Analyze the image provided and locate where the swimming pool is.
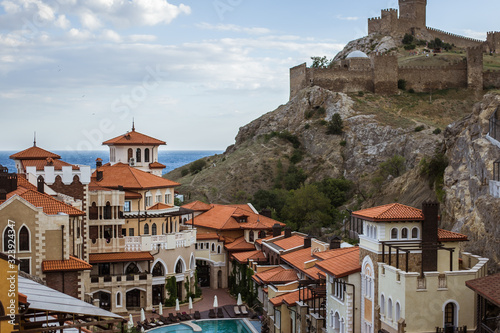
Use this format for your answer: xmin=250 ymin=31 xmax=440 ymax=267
xmin=149 ymin=319 xmax=258 ymax=333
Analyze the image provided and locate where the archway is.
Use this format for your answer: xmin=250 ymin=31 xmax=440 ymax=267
xmin=95 ymin=291 xmax=111 ymax=310
xmin=196 ymin=259 xmax=211 ymax=287
xmin=126 ymin=289 xmax=141 ymax=309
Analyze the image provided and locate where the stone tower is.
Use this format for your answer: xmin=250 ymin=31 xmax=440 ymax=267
xmin=467 ymin=46 xmax=484 ymax=90
xmin=399 ymin=0 xmax=427 ymax=29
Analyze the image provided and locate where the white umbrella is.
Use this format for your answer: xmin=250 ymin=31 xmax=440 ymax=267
xmin=140 ymin=308 xmax=146 ymax=322
xmin=237 ymin=293 xmax=243 ymax=306
xmin=188 ymin=297 xmax=193 ymax=314
xmin=128 ymin=314 xmax=134 ymax=329
xmin=213 ymin=295 xmax=218 ymax=308
xmin=159 ymin=302 xmax=163 ymax=316
xmin=175 ymin=298 xmax=180 ymax=312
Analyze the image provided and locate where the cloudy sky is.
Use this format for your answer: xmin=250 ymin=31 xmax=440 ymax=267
xmin=1 ymin=0 xmax=499 ymax=151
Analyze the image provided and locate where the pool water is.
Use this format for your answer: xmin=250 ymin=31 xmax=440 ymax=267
xmin=150 ymin=319 xmax=256 ymax=333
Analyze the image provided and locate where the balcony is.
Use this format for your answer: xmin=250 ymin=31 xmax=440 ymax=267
xmin=89 ymin=273 xmax=151 ymax=287
xmin=89 ymin=237 xmax=126 ymax=253
xmin=125 ymin=229 xmax=196 ymax=252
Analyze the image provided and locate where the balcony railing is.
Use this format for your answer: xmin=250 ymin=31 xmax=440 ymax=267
xmin=90 ymin=273 xmax=151 ymax=285
xmin=125 ymin=230 xmax=196 ymax=252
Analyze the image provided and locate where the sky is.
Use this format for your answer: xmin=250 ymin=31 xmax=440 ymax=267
xmin=1 ymin=0 xmax=499 ymax=151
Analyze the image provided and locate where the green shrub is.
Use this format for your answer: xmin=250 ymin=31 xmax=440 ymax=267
xmin=379 ymin=154 xmax=406 ymax=178
xmin=290 ymin=149 xmax=304 ymax=164
xmin=414 ymin=125 xmax=425 ymax=132
xmin=327 ymin=113 xmax=343 ymax=135
xmin=398 ymin=79 xmax=407 ymax=90
xmin=404 ymin=44 xmax=416 ymax=50
xmin=402 ymin=33 xmax=414 ymax=45
xmin=304 ymin=110 xmax=314 ymax=119
xmin=340 ymin=140 xmax=347 ymax=147
xmin=189 ymin=159 xmax=207 ymax=174
xmin=433 ymin=128 xmax=442 ymax=135
xmin=358 ymin=91 xmax=364 ymax=97
xmin=319 ymin=120 xmax=328 ymax=126
xmin=181 ymin=168 xmax=189 ymax=177
xmin=304 ymin=124 xmax=310 ymax=130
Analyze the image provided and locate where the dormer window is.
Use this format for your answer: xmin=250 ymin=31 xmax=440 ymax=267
xmin=240 ymin=217 xmax=247 ymax=223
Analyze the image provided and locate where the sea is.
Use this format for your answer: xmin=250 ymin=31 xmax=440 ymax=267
xmin=0 ymin=150 xmax=223 ymax=175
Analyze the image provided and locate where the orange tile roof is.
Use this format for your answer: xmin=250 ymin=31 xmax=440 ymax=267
xmin=438 ymin=228 xmax=468 ymax=242
xmin=466 ymin=273 xmax=500 ymax=307
xmin=91 ymin=163 xmax=179 ymax=190
xmin=281 ymin=247 xmax=316 ymax=274
xmin=270 ymin=289 xmax=313 ymax=307
xmin=352 ymin=203 xmax=424 ymax=222
xmin=315 ymin=247 xmax=361 ymax=278
xmin=232 ymin=250 xmax=267 ymax=264
xmin=185 ymin=204 xmax=285 ymax=231
xmin=196 ymin=232 xmax=220 ymax=240
xmin=7 ymin=188 xmax=85 ymax=216
xmin=149 ymin=162 xmax=166 ymax=169
xmin=147 ymin=203 xmax=174 ymax=210
xmin=10 ymin=146 xmax=61 ymax=160
xmin=103 ymin=129 xmax=166 ymax=146
xmin=253 ymin=266 xmax=298 ymax=285
xmin=17 ymin=175 xmax=37 ymax=191
xmin=272 ymin=235 xmax=305 ymax=251
xmin=182 ymin=200 xmax=213 ymax=211
xmin=89 ymin=251 xmax=153 ymax=263
xmin=42 ymin=256 xmax=92 ymax=272
xmin=256 ymin=232 xmax=282 ymax=245
xmin=224 ymin=236 xmax=256 ymax=251
xmin=21 ymin=159 xmax=79 ymax=171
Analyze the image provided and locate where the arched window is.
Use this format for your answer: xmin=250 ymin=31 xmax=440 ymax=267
xmin=127 ymin=148 xmax=133 ymax=161
xmin=104 ymin=202 xmax=112 ymax=220
xmin=388 ymin=298 xmax=393 ymax=319
xmin=411 ymin=227 xmax=419 ymax=239
xmin=152 ymin=262 xmax=165 ymax=276
xmin=249 ymin=231 xmax=254 ymax=242
xmin=380 ymin=294 xmax=386 ymax=315
xmin=152 ymin=223 xmax=157 ymax=236
xmin=401 ymin=227 xmax=408 ymax=239
xmin=145 ymin=148 xmax=150 ymax=163
xmin=340 ymin=318 xmax=345 ymax=333
xmin=116 ymin=292 xmax=122 ymax=307
xmin=175 ymin=260 xmax=184 ymax=273
xmin=330 ymin=310 xmax=334 ymax=327
xmin=396 ymin=302 xmax=401 ymax=320
xmin=195 ymin=243 xmax=198 ymax=250
xmin=136 ymin=148 xmax=141 ymax=162
xmin=19 ymin=226 xmax=30 ymax=251
xmin=89 ymin=202 xmax=98 ymax=220
xmin=217 ymin=245 xmax=221 ymax=254
xmin=391 ymin=228 xmax=398 ymax=240
xmin=126 ymin=263 xmax=140 ymax=274
xmin=211 ymin=243 xmax=215 ymax=252
xmin=334 ymin=312 xmax=340 ymax=332
xmin=144 ymin=224 xmax=149 ymax=235
xmin=444 ymin=303 xmax=456 ymax=327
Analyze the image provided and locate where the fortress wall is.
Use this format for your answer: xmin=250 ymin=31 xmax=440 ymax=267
xmin=486 ymin=32 xmax=500 ymax=54
xmin=310 ymin=67 xmax=374 ymax=93
xmin=290 ymin=63 xmax=309 ymax=99
xmin=399 ymin=64 xmax=468 ymax=91
xmin=484 ymin=70 xmax=500 ymax=89
xmin=427 ymin=27 xmax=484 ymax=48
xmin=368 ymin=17 xmax=382 ymax=35
xmin=373 ymin=55 xmax=399 ymax=94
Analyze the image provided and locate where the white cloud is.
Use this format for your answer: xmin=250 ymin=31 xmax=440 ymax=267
xmin=196 ymin=22 xmax=271 ymax=35
xmin=54 ymin=14 xmax=70 ymax=29
xmin=336 ymin=15 xmax=359 ymax=21
xmin=101 ymin=29 xmax=120 ymax=42
xmin=128 ymin=34 xmax=157 ymax=42
xmin=79 ymin=11 xmax=102 ymax=30
xmin=461 ymin=29 xmax=486 ymax=40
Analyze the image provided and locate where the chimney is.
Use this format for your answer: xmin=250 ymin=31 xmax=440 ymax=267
xmin=117 ymin=185 xmax=124 ymax=192
xmin=284 ymin=227 xmax=292 ymax=238
xmin=96 ymin=171 xmax=103 ymax=182
xmin=421 ymin=201 xmax=439 ymax=272
xmin=0 ymin=165 xmax=17 ymax=197
xmin=46 ymin=157 xmax=54 ymax=166
xmin=330 ymin=235 xmax=342 ymax=249
xmin=96 ymin=158 xmax=103 ymax=168
xmin=37 ymin=176 xmax=44 ymax=193
xmin=272 ymin=223 xmax=282 ymax=237
xmin=304 ymin=235 xmax=312 ymax=249
xmin=260 ymin=208 xmax=272 ymax=218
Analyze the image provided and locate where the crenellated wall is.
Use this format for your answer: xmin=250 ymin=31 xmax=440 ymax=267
xmin=426 ymin=27 xmax=484 ymax=48
xmin=399 ymin=61 xmax=468 ymax=91
xmin=486 ymin=31 xmax=500 ymax=54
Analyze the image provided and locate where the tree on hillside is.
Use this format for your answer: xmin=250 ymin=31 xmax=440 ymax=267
xmin=310 ymin=56 xmax=330 ymax=68
xmin=327 ymin=113 xmax=344 ymax=135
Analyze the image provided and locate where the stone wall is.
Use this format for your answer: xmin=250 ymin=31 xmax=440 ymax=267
xmin=45 ymin=271 xmax=80 ymax=299
xmin=486 ymin=32 xmax=500 ymax=53
xmin=426 ymin=27 xmax=484 ymax=49
xmin=290 ymin=63 xmax=309 ymax=100
xmin=373 ymin=55 xmax=399 ymax=95
xmin=399 ymin=61 xmax=468 ymax=91
xmin=484 ymin=70 xmax=500 ymax=88
xmin=467 ymin=47 xmax=484 ymax=90
xmin=310 ymin=67 xmax=374 ymax=95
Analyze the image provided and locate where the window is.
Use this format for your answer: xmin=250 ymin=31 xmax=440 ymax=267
xmin=217 ymin=245 xmax=221 ymax=254
xmin=165 ymin=193 xmax=171 ymax=205
xmin=89 ymin=202 xmax=98 ymax=219
xmin=258 ymin=231 xmax=266 ymax=238
xmin=128 ymin=148 xmax=133 ymax=161
xmin=388 ymin=298 xmax=393 ymax=319
xmin=129 ymin=228 xmax=134 ymax=236
xmin=145 ymin=148 xmax=150 ymax=163
xmin=333 ymin=313 xmax=340 ymax=332
xmin=411 ymin=227 xmax=419 ymax=239
xmin=152 ymin=262 xmax=164 ymax=276
xmin=19 ymin=259 xmax=30 ymax=274
xmin=122 ymin=228 xmax=127 ymax=237
xmin=195 ymin=243 xmax=198 ymax=250
xmin=136 ymin=148 xmax=141 ymax=162
xmin=156 ymin=190 xmax=161 ymax=203
xmin=391 ymin=228 xmax=398 ymax=240
xmin=104 ymin=202 xmax=112 ymax=220
xmin=99 ymin=263 xmax=110 ymax=275
xmin=333 ymin=279 xmax=345 ymax=301
xmin=145 ymin=192 xmax=152 ymax=207
xmin=116 ymin=292 xmax=122 ymax=307
xmin=19 ymin=226 xmax=30 ymax=252
xmin=275 ymin=309 xmax=281 ymax=329
xmin=444 ymin=303 xmax=455 ymax=326
xmin=380 ymin=294 xmax=385 ymax=315
xmin=144 ymin=224 xmax=149 ymax=235
xmin=152 ymin=223 xmax=157 ymax=235
xmin=124 ymin=201 xmax=131 ymax=212
xmin=211 ymin=243 xmax=215 ymax=252
xmin=396 ymin=302 xmax=401 ymax=320
xmin=175 ymin=260 xmax=184 ymax=273
xmin=249 ymin=231 xmax=254 ymax=242
xmin=401 ymin=227 xmax=408 ymax=239
xmin=126 ymin=263 xmax=140 ymax=274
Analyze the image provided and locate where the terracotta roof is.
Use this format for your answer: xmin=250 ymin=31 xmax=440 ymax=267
xmin=352 ymin=203 xmax=424 ymax=222
xmin=91 ymin=163 xmax=179 ymax=190
xmin=232 ymin=250 xmax=267 ymax=264
xmin=125 ymin=190 xmax=142 ymax=199
xmin=21 ymin=159 xmax=79 ymax=171
xmin=224 ymin=236 xmax=256 ymax=252
xmin=438 ymin=228 xmax=468 ymax=242
xmin=185 ymin=204 xmax=285 ymax=231
xmin=466 ymin=273 xmax=500 ymax=307
xmin=7 ymin=188 xmax=85 ymax=216
xmin=42 ymin=256 xmax=92 ymax=272
xmin=147 ymin=202 xmax=174 ymax=210
xmin=272 ymin=235 xmax=306 ymax=251
xmin=316 ymin=247 xmax=361 ymax=278
xmin=256 ymin=232 xmax=282 ymax=245
xmin=89 ymin=251 xmax=154 ymax=264
xmin=182 ymin=200 xmax=213 ymax=211
xmin=253 ymin=266 xmax=298 ymax=285
xmin=103 ymin=129 xmax=166 ymax=146
xmin=149 ymin=162 xmax=166 ymax=169
xmin=17 ymin=175 xmax=37 ymax=191
xmin=10 ymin=146 xmax=61 ymax=160
xmin=281 ymin=247 xmax=316 ymax=274
xmin=196 ymin=233 xmax=220 ymax=240
xmin=270 ymin=289 xmax=313 ymax=307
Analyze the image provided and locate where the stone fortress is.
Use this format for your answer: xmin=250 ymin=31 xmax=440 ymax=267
xmin=290 ymin=0 xmax=500 ymax=98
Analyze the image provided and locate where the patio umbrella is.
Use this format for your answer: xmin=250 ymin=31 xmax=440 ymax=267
xmin=128 ymin=314 xmax=134 ymax=329
xmin=213 ymin=295 xmax=218 ymax=308
xmin=188 ymin=297 xmax=193 ymax=314
xmin=159 ymin=302 xmax=163 ymax=316
xmin=237 ymin=293 xmax=243 ymax=306
xmin=140 ymin=308 xmax=146 ymax=322
xmin=175 ymin=298 xmax=180 ymax=312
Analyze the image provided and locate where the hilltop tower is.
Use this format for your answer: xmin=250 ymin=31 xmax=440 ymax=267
xmin=487 ymin=31 xmax=500 ymax=54
xmin=399 ymin=0 xmax=427 ymax=29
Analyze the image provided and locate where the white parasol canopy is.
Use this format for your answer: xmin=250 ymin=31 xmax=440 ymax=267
xmin=175 ymin=298 xmax=180 ymax=312
xmin=213 ymin=295 xmax=218 ymax=308
xmin=237 ymin=293 xmax=243 ymax=306
xmin=189 ymin=297 xmax=193 ymax=310
xmin=159 ymin=302 xmax=163 ymax=316
xmin=128 ymin=314 xmax=134 ymax=329
xmin=140 ymin=308 xmax=146 ymax=322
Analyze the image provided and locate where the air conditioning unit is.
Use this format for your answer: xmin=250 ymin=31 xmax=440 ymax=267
xmin=129 ymin=158 xmax=136 ymax=166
